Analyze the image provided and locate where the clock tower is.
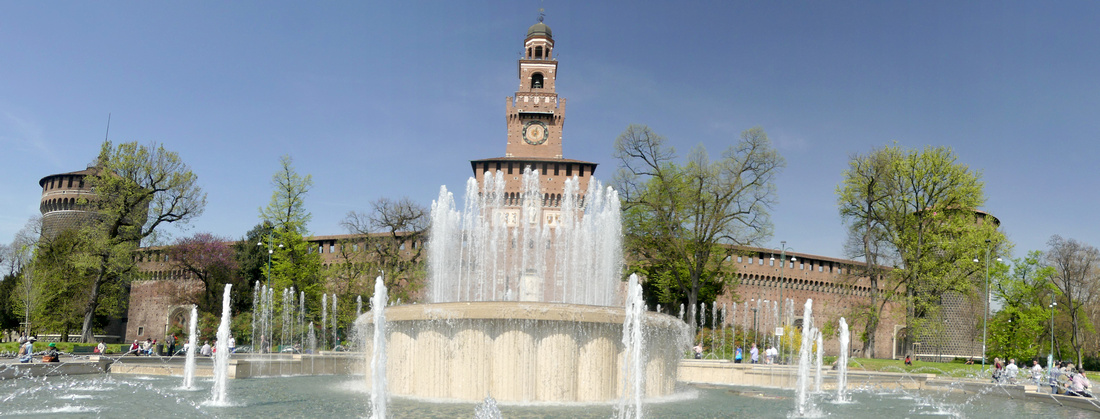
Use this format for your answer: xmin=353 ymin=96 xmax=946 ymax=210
xmin=506 ymin=15 xmax=563 ymax=159
xmin=470 ymin=14 xmax=598 ymax=211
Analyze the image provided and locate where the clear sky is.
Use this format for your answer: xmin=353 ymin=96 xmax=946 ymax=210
xmin=2 ymin=1 xmax=1098 ymax=261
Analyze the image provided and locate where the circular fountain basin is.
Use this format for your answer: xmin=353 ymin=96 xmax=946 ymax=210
xmin=358 ymin=301 xmax=689 ymax=403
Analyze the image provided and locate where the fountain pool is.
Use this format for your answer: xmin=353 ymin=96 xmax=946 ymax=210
xmin=0 ymin=374 xmax=1093 ymax=418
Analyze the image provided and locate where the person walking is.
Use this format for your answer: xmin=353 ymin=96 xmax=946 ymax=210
xmin=734 ymin=346 xmax=743 ymax=363
xmin=1005 ymin=359 xmax=1019 ymax=384
xmin=750 ymin=343 xmax=759 ymax=364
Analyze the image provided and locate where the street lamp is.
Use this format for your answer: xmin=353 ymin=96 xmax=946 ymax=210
xmin=751 ymin=305 xmax=759 ymax=357
xmin=257 ymin=234 xmax=284 ymax=286
xmin=1049 ymin=292 xmax=1057 ymax=362
xmin=973 ymin=239 xmax=1000 ymax=371
xmin=771 ymin=241 xmax=795 ymax=363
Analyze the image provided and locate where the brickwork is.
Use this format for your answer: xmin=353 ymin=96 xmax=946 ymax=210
xmin=712 ymin=247 xmax=905 ymax=359
xmin=125 ymin=278 xmax=202 ymax=342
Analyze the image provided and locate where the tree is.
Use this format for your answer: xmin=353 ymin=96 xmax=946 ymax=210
xmin=168 ymin=233 xmax=240 ymax=314
xmin=78 ymin=141 xmax=206 ymax=342
xmin=1045 ymin=235 xmax=1100 ymax=367
xmin=259 ymin=155 xmax=313 ymax=234
xmin=8 ymin=218 xmax=44 ymax=337
xmin=837 ymin=146 xmax=899 ymax=358
xmin=32 ymin=229 xmax=94 ymax=341
xmin=257 ymin=156 xmax=324 ymax=319
xmin=341 ymin=197 xmax=429 ymax=302
xmin=838 ymin=145 xmax=1006 ymax=356
xmin=987 ymin=251 xmax=1056 ymax=361
xmin=613 ymin=124 xmax=785 ymax=328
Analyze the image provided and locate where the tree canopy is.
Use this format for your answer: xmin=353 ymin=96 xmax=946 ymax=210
xmin=613 ymin=124 xmax=785 ymax=327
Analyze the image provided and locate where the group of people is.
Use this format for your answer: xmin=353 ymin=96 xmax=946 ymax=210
xmin=1039 ymin=360 xmax=1093 ymax=397
xmin=14 ymin=336 xmax=61 ymax=363
xmin=702 ymin=342 xmax=769 ymax=364
xmin=129 ymin=338 xmax=159 ymax=356
xmin=991 ymin=357 xmax=1021 ymax=384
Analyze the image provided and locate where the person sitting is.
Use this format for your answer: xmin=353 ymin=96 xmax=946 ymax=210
xmin=964 ymin=357 xmax=974 ymax=365
xmin=693 ymin=343 xmax=703 ymax=359
xmin=905 ymin=355 xmax=912 ymax=366
xmin=42 ymin=342 xmax=61 ymax=363
xmin=17 ymin=337 xmax=35 ymax=363
xmin=1069 ymin=367 xmax=1092 ymax=397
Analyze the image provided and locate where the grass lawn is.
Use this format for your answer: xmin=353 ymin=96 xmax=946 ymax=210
xmin=842 ymin=357 xmax=987 ymax=378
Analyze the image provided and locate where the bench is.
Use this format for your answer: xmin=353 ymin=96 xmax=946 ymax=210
xmin=70 ymin=346 xmax=96 ymax=355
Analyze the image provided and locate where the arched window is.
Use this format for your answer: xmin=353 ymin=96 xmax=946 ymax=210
xmin=531 ymin=73 xmax=544 ymax=88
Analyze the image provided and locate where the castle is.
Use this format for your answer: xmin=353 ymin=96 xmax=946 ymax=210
xmin=33 ymin=16 xmax=990 ymax=361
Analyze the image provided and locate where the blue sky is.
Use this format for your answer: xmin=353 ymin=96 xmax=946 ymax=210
xmin=2 ymin=1 xmax=1098 ymax=261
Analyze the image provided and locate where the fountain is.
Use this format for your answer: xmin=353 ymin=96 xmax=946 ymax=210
xmin=368 ymin=276 xmax=388 ymax=419
xmin=617 ymin=274 xmax=645 ymax=419
xmin=357 ymin=170 xmax=689 ymax=403
xmin=793 ymin=299 xmax=819 ymax=417
xmin=182 ymin=305 xmax=198 ymax=389
xmin=836 ymin=317 xmax=850 ymax=402
xmin=209 ymin=283 xmax=232 ymax=405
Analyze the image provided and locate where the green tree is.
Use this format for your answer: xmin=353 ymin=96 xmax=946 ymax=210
xmin=32 ymin=229 xmax=94 ymax=341
xmin=837 ymin=146 xmax=899 ymax=358
xmin=257 ymin=156 xmax=324 ymax=320
xmin=78 ymin=141 xmax=206 ymax=342
xmin=259 ymin=155 xmax=313 ymax=234
xmin=987 ymin=251 xmax=1056 ymax=361
xmin=613 ymin=125 xmax=785 ymax=328
xmin=1044 ymin=235 xmax=1099 ymax=367
xmin=838 ymin=145 xmax=1006 ymax=356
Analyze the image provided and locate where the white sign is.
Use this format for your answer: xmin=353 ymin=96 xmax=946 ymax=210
xmin=775 ymin=327 xmax=784 ymax=336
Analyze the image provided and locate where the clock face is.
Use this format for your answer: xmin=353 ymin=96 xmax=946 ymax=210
xmin=523 ymin=121 xmax=548 ymax=145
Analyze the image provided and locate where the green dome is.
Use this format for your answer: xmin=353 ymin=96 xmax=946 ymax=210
xmin=527 ymin=21 xmax=552 ymax=38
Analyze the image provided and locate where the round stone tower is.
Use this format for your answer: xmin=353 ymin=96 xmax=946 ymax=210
xmin=38 ymin=165 xmax=100 ymax=240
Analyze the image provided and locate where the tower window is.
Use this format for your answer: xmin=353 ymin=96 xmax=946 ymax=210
xmin=531 ymin=73 xmax=544 ymax=89
xmin=535 ymin=46 xmax=543 ymax=58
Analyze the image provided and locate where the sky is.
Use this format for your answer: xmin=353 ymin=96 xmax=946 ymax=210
xmin=2 ymin=1 xmax=1098 ymax=262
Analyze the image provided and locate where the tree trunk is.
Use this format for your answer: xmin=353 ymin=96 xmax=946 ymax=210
xmin=80 ymin=264 xmax=106 ymax=343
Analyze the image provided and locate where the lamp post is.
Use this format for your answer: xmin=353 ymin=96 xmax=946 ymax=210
xmin=974 ymin=239 xmax=999 ymax=371
xmin=771 ymin=241 xmax=795 ymax=364
xmin=751 ymin=306 xmax=759 ymax=353
xmin=257 ymin=234 xmax=283 ymax=287
xmin=1049 ymin=292 xmax=1057 ymax=361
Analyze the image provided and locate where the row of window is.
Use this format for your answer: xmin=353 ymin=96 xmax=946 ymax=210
xmin=483 ymin=162 xmax=588 ymax=178
xmin=739 ymin=273 xmax=873 ymax=297
xmin=735 ymin=254 xmax=847 ymax=275
xmin=43 ymin=175 xmax=85 ymax=191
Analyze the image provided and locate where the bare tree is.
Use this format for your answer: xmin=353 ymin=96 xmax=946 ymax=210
xmin=614 ymin=125 xmax=785 ymax=328
xmin=1045 ymin=235 xmax=1100 ymax=366
xmin=341 ymin=197 xmax=429 ymax=301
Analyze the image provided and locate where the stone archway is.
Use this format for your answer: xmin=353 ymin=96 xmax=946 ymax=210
xmin=164 ymin=305 xmax=193 ymax=341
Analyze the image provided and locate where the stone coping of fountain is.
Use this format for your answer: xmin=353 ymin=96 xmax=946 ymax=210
xmin=680 ymin=359 xmax=1100 ymax=414
xmin=363 ymin=301 xmax=682 ymax=325
xmin=679 ymin=359 xmax=937 ymax=390
xmin=0 ymin=358 xmax=109 ymax=379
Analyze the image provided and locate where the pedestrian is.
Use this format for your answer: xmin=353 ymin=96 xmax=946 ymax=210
xmin=734 ymin=346 xmax=743 ymax=363
xmin=750 ymin=343 xmax=759 ymax=364
xmin=1005 ymin=358 xmax=1019 ymax=384
xmin=693 ymin=343 xmax=703 ymax=359
xmin=1031 ymin=360 xmax=1044 ymax=385
xmin=228 ymin=336 xmax=236 ymax=354
xmin=200 ymin=341 xmax=212 ymax=357
xmin=167 ymin=335 xmax=176 ymax=356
